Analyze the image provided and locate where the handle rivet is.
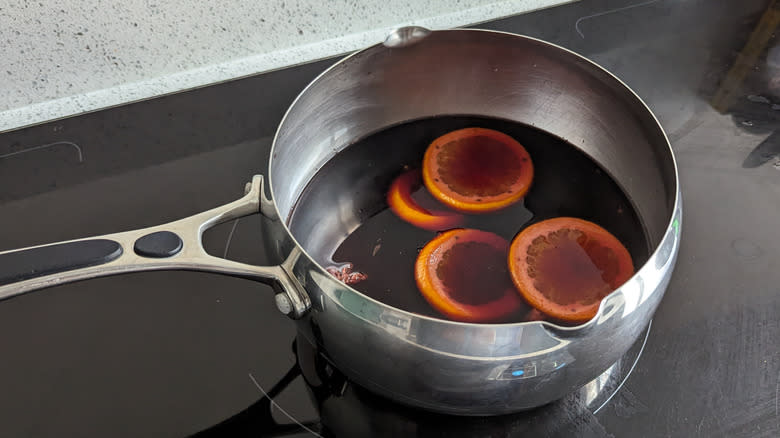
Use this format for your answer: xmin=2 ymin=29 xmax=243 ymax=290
xmin=275 ymin=293 xmax=293 ymax=315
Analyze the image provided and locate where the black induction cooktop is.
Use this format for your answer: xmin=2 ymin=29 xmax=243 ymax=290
xmin=1 ymin=1 xmax=778 ymax=437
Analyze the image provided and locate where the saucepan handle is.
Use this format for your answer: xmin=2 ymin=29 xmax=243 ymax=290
xmin=0 ymin=175 xmax=310 ymax=317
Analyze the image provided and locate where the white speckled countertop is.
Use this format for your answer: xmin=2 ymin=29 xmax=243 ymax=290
xmin=0 ymin=0 xmax=571 ymax=133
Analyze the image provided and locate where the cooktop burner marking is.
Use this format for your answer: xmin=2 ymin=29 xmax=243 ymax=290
xmin=248 ymin=372 xmax=324 ymax=438
xmin=575 ymin=0 xmax=660 ymax=38
xmin=0 ymin=140 xmax=84 ymax=162
xmin=223 ymin=218 xmax=241 ymax=258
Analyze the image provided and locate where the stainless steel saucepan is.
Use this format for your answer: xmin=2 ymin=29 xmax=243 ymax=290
xmin=0 ymin=28 xmax=681 ymax=415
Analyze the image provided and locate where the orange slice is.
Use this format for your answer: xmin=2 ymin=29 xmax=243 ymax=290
xmin=422 ymin=127 xmax=533 ymax=213
xmin=387 ymin=169 xmax=463 ymax=231
xmin=508 ymin=217 xmax=634 ymax=323
xmin=415 ymin=228 xmax=526 ymax=323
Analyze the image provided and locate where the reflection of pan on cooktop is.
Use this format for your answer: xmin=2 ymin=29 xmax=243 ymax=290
xmin=193 ymin=323 xmax=651 ymax=438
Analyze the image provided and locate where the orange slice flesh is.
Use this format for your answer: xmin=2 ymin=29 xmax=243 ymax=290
xmin=387 ymin=169 xmax=463 ymax=231
xmin=508 ymin=217 xmax=635 ymax=324
xmin=415 ymin=229 xmax=526 ymax=323
xmin=422 ymin=127 xmax=533 ymax=213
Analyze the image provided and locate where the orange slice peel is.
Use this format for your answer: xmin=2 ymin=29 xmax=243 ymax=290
xmin=422 ymin=127 xmax=534 ymax=213
xmin=508 ymin=217 xmax=634 ymax=323
xmin=415 ymin=228 xmax=526 ymax=323
xmin=387 ymin=169 xmax=463 ymax=231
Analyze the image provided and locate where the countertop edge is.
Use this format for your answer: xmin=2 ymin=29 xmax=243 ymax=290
xmin=0 ymin=0 xmax=574 ymax=134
